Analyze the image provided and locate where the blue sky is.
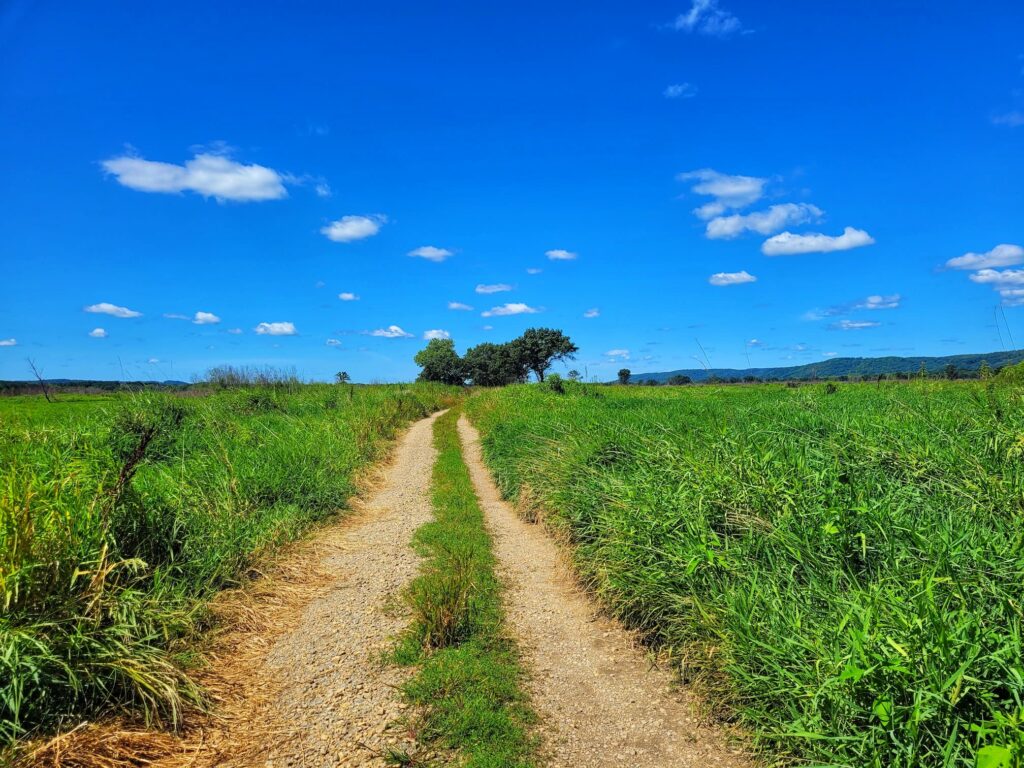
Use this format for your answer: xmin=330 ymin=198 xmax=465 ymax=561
xmin=2 ymin=0 xmax=1023 ymax=382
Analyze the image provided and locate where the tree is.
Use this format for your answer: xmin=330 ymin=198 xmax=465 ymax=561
xmin=511 ymin=328 xmax=578 ymax=382
xmin=980 ymin=359 xmax=992 ymax=379
xmin=414 ymin=338 xmax=466 ymax=385
xmin=567 ymin=369 xmax=581 ymax=381
xmin=618 ymin=368 xmax=631 ymax=385
xmin=918 ymin=361 xmax=928 ymax=379
xmin=944 ymin=363 xmax=958 ymax=380
xmin=335 ymin=371 xmax=350 ymax=384
xmin=464 ymin=342 xmax=529 ymax=386
xmin=667 ymin=374 xmax=691 ymax=386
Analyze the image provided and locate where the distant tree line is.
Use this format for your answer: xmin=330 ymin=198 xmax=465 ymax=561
xmin=414 ymin=327 xmax=578 ymax=386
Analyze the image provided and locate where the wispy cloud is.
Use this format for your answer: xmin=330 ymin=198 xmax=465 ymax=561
xmin=678 ymin=168 xmax=766 ymax=220
xmin=481 ymin=303 xmax=539 ymax=317
xmin=545 ymin=249 xmax=578 ymax=261
xmin=227 ymin=328 xmax=243 ymax=335
xmin=805 ymin=294 xmax=901 ymax=320
xmin=830 ymin=319 xmax=881 ymax=331
xmin=163 ymin=313 xmax=189 ymax=320
xmin=945 ymin=243 xmax=1024 ymax=270
xmin=339 ymin=292 xmax=360 ymax=301
xmin=102 ymin=151 xmax=288 ymax=202
xmin=366 ymin=325 xmax=414 ymax=338
xmin=583 ymin=308 xmax=600 ymax=318
xmin=315 ymin=182 xmax=332 ymax=197
xmin=671 ymin=0 xmax=744 ymax=36
xmin=85 ymin=302 xmax=142 ymax=318
xmin=326 ymin=338 xmax=342 ymax=346
xmin=708 ymin=270 xmax=757 ymax=286
xmin=409 ymin=245 xmax=454 ymax=262
xmin=706 ymin=203 xmax=822 ymax=239
xmin=0 ymin=338 xmax=17 ymax=347
xmin=857 ymin=294 xmax=901 ymax=310
xmin=747 ymin=338 xmax=763 ymax=347
xmin=193 ymin=311 xmax=220 ymax=325
xmin=448 ymin=301 xmax=473 ymax=311
xmin=254 ymin=321 xmax=297 ymax=336
xmin=992 ymin=111 xmax=1024 ymax=127
xmin=606 ymin=348 xmax=630 ymax=359
xmin=663 ymin=83 xmax=698 ymax=99
xmin=476 ymin=283 xmax=513 ymax=294
xmin=762 ymin=227 xmax=875 ymax=256
xmin=88 ymin=328 xmax=107 ymax=338
xmin=526 ymin=267 xmax=543 ymax=275
xmin=321 ymin=214 xmax=386 ymax=243
xmin=423 ymin=329 xmax=451 ymax=340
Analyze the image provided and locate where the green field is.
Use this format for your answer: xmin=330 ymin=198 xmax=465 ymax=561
xmin=465 ymin=381 xmax=1024 ymax=767
xmin=0 ymin=384 xmax=457 ymax=747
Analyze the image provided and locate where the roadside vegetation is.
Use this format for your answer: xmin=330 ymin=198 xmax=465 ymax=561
xmin=392 ymin=408 xmax=535 ymax=767
xmin=465 ymin=380 xmax=1024 ymax=767
xmin=0 ymin=382 xmax=457 ymax=751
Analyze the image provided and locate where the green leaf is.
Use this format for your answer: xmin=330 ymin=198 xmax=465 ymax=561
xmin=976 ymin=745 xmax=1012 ymax=768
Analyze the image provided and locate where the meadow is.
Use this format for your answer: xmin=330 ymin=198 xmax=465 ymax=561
xmin=465 ymin=381 xmax=1024 ymax=767
xmin=0 ymin=384 xmax=457 ymax=748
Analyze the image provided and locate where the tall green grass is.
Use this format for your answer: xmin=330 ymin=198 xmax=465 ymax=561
xmin=466 ymin=381 xmax=1024 ymax=767
xmin=0 ymin=384 xmax=457 ymax=748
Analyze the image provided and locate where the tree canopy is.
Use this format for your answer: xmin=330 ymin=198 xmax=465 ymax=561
xmin=413 ymin=338 xmax=466 ymax=385
xmin=510 ymin=328 xmax=578 ymax=382
xmin=413 ymin=328 xmax=577 ymax=386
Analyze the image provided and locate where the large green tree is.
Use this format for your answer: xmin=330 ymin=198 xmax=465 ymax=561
xmin=464 ymin=342 xmax=529 ymax=386
xmin=511 ymin=328 xmax=578 ymax=382
xmin=413 ymin=338 xmax=466 ymax=385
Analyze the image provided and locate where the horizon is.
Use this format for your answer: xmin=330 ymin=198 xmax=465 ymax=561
xmin=2 ymin=1 xmax=1023 ymax=382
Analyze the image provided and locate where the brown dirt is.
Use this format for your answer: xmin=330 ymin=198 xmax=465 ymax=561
xmin=457 ymin=415 xmax=752 ymax=768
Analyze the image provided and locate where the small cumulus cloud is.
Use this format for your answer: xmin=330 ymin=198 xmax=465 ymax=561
xmin=969 ymin=269 xmax=1024 ymax=286
xmin=102 ymin=151 xmax=288 ymax=202
xmin=339 ymin=292 xmax=360 ymax=301
xmin=583 ymin=308 xmax=600 ymax=318
xmin=423 ymin=329 xmax=451 ymax=340
xmin=85 ymin=302 xmax=142 ymax=318
xmin=706 ymin=203 xmax=822 ymax=239
xmin=325 ymin=338 xmax=342 ymax=346
xmin=254 ymin=321 xmax=297 ymax=336
xmin=856 ymin=294 xmax=900 ymax=310
xmin=193 ymin=311 xmax=220 ymax=325
xmin=227 ymin=328 xmax=243 ymax=335
xmin=945 ymin=244 xmax=1024 ymax=270
xmin=830 ymin=320 xmax=881 ymax=331
xmin=315 ymin=183 xmax=332 ymax=197
xmin=663 ymin=83 xmax=697 ymax=99
xmin=678 ymin=169 xmax=767 ymax=220
xmin=481 ymin=303 xmax=539 ymax=318
xmin=321 ymin=214 xmax=386 ymax=243
xmin=366 ymin=325 xmax=414 ymax=338
xmin=89 ymin=328 xmax=108 ymax=338
xmin=671 ymin=0 xmax=744 ymax=36
xmin=163 ymin=313 xmax=189 ymax=320
xmin=476 ymin=283 xmax=513 ymax=294
xmin=762 ymin=227 xmax=875 ymax=256
xmin=606 ymin=348 xmax=630 ymax=359
xmin=747 ymin=338 xmax=763 ymax=347
xmin=546 ymin=249 xmax=577 ymax=261
xmin=0 ymin=338 xmax=17 ymax=347
xmin=448 ymin=301 xmax=473 ymax=311
xmin=708 ymin=270 xmax=757 ymax=286
xmin=408 ymin=245 xmax=454 ymax=262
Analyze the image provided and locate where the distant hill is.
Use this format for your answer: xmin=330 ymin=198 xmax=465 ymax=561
xmin=0 ymin=379 xmax=190 ymax=394
xmin=627 ymin=349 xmax=1024 ymax=383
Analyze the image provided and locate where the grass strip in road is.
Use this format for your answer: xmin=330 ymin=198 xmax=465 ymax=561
xmin=392 ymin=408 xmax=536 ymax=768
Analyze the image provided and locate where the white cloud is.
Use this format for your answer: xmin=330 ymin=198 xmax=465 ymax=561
xmin=193 ymin=311 xmax=220 ymax=325
xmin=315 ymin=183 xmax=332 ymax=198
xmin=367 ymin=325 xmax=414 ymax=338
xmin=163 ymin=313 xmax=189 ymax=320
xmin=482 ymin=325 xmax=494 ymax=331
xmin=663 ymin=83 xmax=698 ymax=99
xmin=147 ymin=357 xmax=160 ymax=364
xmin=992 ymin=111 xmax=1024 ymax=127
xmin=408 ymin=245 xmax=454 ymax=262
xmin=672 ymin=0 xmax=744 ymax=36
xmin=448 ymin=301 xmax=473 ymax=311
xmin=339 ymin=292 xmax=360 ymax=301
xmin=546 ymin=249 xmax=578 ymax=261
xmin=85 ymin=302 xmax=142 ymax=318
xmin=526 ymin=267 xmax=543 ymax=275
xmin=481 ymin=303 xmax=540 ymax=317
xmin=476 ymin=283 xmax=513 ymax=294
xmin=823 ymin=351 xmax=838 ymax=358
xmin=830 ymin=320 xmax=880 ymax=331
xmin=762 ymin=227 xmax=875 ymax=256
xmin=326 ymin=338 xmax=342 ymax=346
xmin=969 ymin=268 xmax=1024 ymax=286
xmin=102 ymin=151 xmax=287 ymax=202
xmin=856 ymin=294 xmax=901 ymax=310
xmin=706 ymin=203 xmax=823 ymax=239
xmin=606 ymin=348 xmax=630 ymax=359
xmin=227 ymin=328 xmax=243 ymax=334
xmin=708 ymin=270 xmax=757 ymax=286
xmin=423 ymin=329 xmax=451 ymax=340
xmin=254 ymin=321 xmax=297 ymax=336
xmin=999 ymin=289 xmax=1024 ymax=307
xmin=583 ymin=308 xmax=600 ymax=318
xmin=747 ymin=338 xmax=762 ymax=347
xmin=321 ymin=214 xmax=386 ymax=242
xmin=945 ymin=244 xmax=1024 ymax=270
xmin=678 ymin=169 xmax=766 ymax=219
xmin=0 ymin=338 xmax=16 ymax=347
xmin=89 ymin=328 xmax=108 ymax=338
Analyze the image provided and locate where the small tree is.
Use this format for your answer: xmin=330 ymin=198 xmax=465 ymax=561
xmin=944 ymin=363 xmax=958 ymax=380
xmin=980 ymin=360 xmax=992 ymax=379
xmin=667 ymin=374 xmax=691 ymax=385
xmin=617 ymin=368 xmax=631 ymax=385
xmin=567 ymin=369 xmax=581 ymax=381
xmin=414 ymin=338 xmax=466 ymax=385
xmin=918 ymin=361 xmax=928 ymax=379
xmin=511 ymin=328 xmax=578 ymax=382
xmin=335 ymin=371 xmax=350 ymax=384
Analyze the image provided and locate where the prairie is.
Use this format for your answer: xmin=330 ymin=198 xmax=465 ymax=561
xmin=465 ymin=381 xmax=1024 ymax=767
